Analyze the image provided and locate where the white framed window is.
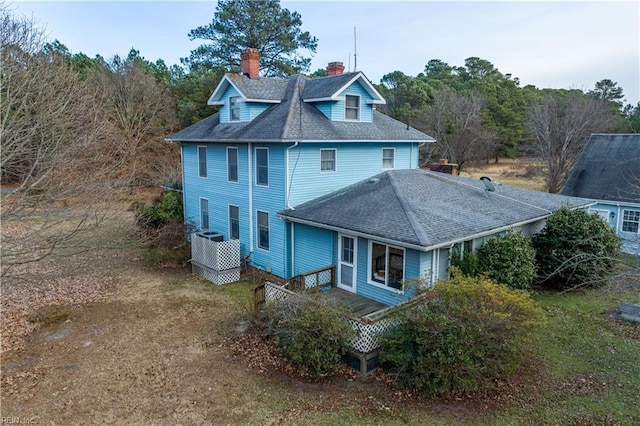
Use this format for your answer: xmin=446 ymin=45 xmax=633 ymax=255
xmin=200 ymin=198 xmax=209 ymax=230
xmin=197 ymin=146 xmax=207 ymax=178
xmin=622 ymin=209 xmax=640 ymax=233
xmin=369 ymin=241 xmax=404 ymax=290
xmin=227 ymin=147 xmax=238 ymax=183
xmin=382 ymin=148 xmax=395 ymax=169
xmin=345 ymin=95 xmax=360 ymax=121
xmin=320 ymin=149 xmax=336 ymax=172
xmin=229 ymin=96 xmax=241 ymax=121
xmin=255 ymin=147 xmax=269 ymax=186
xmin=229 ymin=205 xmax=240 ymax=240
xmin=257 ymin=210 xmax=270 ymax=250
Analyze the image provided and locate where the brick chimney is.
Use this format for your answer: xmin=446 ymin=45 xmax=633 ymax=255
xmin=241 ymin=48 xmax=261 ymax=79
xmin=326 ymin=61 xmax=345 ymax=76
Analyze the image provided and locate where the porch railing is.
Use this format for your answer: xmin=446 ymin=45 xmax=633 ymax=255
xmin=288 ymin=266 xmax=335 ymax=291
xmin=253 ymin=265 xmax=335 ymax=313
xmin=253 ymin=279 xmax=406 ymax=354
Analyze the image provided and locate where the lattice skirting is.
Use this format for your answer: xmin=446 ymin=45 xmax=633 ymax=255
xmin=192 ymin=262 xmax=240 ymax=286
xmin=349 ymin=317 xmax=398 ymax=353
xmin=265 ymin=282 xmax=294 ymax=303
xmin=263 ymin=282 xmax=395 ymax=353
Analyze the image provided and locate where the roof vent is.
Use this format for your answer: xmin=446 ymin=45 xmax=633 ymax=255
xmin=369 ymin=177 xmax=380 ymax=184
xmin=480 ymin=176 xmax=496 ymax=192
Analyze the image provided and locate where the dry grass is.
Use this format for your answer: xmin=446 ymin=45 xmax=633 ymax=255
xmin=461 ymin=159 xmax=546 ymax=191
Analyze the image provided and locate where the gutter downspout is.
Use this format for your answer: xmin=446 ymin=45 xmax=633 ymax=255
xmin=248 ymin=142 xmax=254 ymax=252
xmin=285 ymin=141 xmax=299 ymax=210
xmin=285 ymin=141 xmax=299 ymax=278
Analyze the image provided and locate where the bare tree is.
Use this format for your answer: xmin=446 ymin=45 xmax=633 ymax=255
xmin=419 ymin=89 xmax=498 ymax=170
xmin=527 ymin=91 xmax=617 ymax=193
xmin=90 ymin=56 xmax=180 ymax=185
xmin=0 ymin=7 xmax=118 ymax=280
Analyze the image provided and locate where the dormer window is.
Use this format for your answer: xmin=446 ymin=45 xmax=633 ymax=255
xmin=229 ymin=96 xmax=241 ymax=121
xmin=345 ymin=95 xmax=360 ymax=121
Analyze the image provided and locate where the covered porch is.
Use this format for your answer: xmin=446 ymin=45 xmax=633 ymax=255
xmin=253 ymin=266 xmax=405 ymax=375
xmin=253 ymin=266 xmax=388 ymax=320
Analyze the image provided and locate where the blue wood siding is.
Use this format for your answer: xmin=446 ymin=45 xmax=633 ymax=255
xmin=292 ymin=223 xmax=334 ymax=276
xmin=218 ymin=86 xmax=270 ymax=123
xmin=332 ymin=80 xmax=374 ymax=122
xmin=183 ymin=143 xmax=251 ymax=253
xmin=314 ymin=101 xmax=333 ymax=119
xmin=249 ymin=103 xmax=271 ymax=120
xmin=287 ymin=142 xmax=419 ymax=206
xmin=589 ymin=202 xmax=640 ymax=255
xmin=249 ymin=144 xmax=288 ymax=277
xmin=353 ymin=238 xmax=419 ymax=306
xmin=309 ymin=80 xmax=375 ymax=122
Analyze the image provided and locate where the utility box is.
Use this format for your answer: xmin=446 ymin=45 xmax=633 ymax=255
xmin=191 ymin=233 xmax=240 ymax=285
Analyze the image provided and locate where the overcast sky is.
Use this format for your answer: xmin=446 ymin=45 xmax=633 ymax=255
xmin=11 ymin=1 xmax=640 ymax=106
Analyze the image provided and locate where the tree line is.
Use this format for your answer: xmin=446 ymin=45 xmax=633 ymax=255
xmin=3 ymin=0 xmax=638 ymax=193
xmin=1 ymin=0 xmax=638 ymax=277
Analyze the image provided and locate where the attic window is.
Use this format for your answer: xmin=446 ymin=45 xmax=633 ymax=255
xmin=229 ymin=96 xmax=241 ymax=121
xmin=345 ymin=95 xmax=360 ymax=121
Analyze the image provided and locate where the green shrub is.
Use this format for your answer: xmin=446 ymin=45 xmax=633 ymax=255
xmin=477 ymin=230 xmax=536 ymax=290
xmin=533 ymin=207 xmax=621 ymax=290
xmin=264 ymin=294 xmax=356 ymax=378
xmin=379 ymin=274 xmax=545 ymax=397
xmin=132 ymin=190 xmax=189 ymax=265
xmin=134 ymin=190 xmax=183 ymax=230
xmin=451 ymin=246 xmax=480 ymax=277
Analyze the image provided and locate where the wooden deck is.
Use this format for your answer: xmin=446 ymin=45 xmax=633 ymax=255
xmin=324 ymin=288 xmax=388 ymax=317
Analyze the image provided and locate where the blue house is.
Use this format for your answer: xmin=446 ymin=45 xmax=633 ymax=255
xmin=561 ymin=133 xmax=640 ymax=255
xmin=167 ymin=51 xmax=432 ymax=283
xmin=168 ymin=50 xmax=594 ymax=307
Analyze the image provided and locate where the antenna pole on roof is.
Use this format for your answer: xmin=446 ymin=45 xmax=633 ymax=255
xmin=353 ymin=26 xmax=357 ymax=71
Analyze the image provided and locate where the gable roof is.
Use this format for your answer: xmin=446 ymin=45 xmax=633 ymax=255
xmin=302 ymin=72 xmax=385 ymax=104
xmin=207 ymin=74 xmax=288 ymax=105
xmin=561 ymin=134 xmax=640 ymax=204
xmin=168 ymin=74 xmax=432 ymax=143
xmin=279 ymin=169 xmax=594 ymax=250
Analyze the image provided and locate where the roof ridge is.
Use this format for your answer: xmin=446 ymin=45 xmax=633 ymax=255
xmin=281 ymin=75 xmax=306 ymax=140
xmin=423 ymin=171 xmax=553 ymax=215
xmin=387 ymin=171 xmax=431 ymax=246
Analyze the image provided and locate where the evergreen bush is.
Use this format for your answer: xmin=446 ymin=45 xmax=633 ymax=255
xmin=477 ymin=230 xmax=536 ymax=290
xmin=532 ymin=207 xmax=621 ymax=290
xmin=379 ymin=274 xmax=545 ymax=397
xmin=264 ymin=294 xmax=356 ymax=378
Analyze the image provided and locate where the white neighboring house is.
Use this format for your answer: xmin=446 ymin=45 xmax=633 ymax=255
xmin=561 ymin=134 xmax=640 ymax=255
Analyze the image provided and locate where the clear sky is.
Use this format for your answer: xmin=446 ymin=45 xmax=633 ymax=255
xmin=11 ymin=0 xmax=640 ymax=106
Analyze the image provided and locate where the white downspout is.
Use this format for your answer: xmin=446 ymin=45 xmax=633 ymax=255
xmin=248 ymin=143 xmax=254 ymax=252
xmin=285 ymin=141 xmax=299 ymax=209
xmin=290 ymin=222 xmax=295 ymax=276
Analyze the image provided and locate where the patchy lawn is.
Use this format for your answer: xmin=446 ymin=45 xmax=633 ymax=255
xmin=2 ymin=196 xmax=639 ymax=424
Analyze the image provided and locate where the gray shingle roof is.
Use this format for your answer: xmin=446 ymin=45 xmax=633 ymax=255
xmin=168 ymin=73 xmax=431 ymax=143
xmin=301 ymin=72 xmax=361 ymax=100
xmin=561 ymin=134 xmax=640 ymax=203
xmin=279 ymin=169 xmax=594 ymax=249
xmin=226 ymin=73 xmax=288 ymax=101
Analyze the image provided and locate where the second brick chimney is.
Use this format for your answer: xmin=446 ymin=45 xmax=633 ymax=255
xmin=326 ymin=61 xmax=345 ymax=76
xmin=241 ymin=48 xmax=261 ymax=79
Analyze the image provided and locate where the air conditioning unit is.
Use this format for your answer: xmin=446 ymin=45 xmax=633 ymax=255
xmin=197 ymin=231 xmax=224 ymax=242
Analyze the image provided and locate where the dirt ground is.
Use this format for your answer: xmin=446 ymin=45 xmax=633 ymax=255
xmin=460 ymin=158 xmax=547 ymax=191
xmin=3 ymin=203 xmax=524 ymax=425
